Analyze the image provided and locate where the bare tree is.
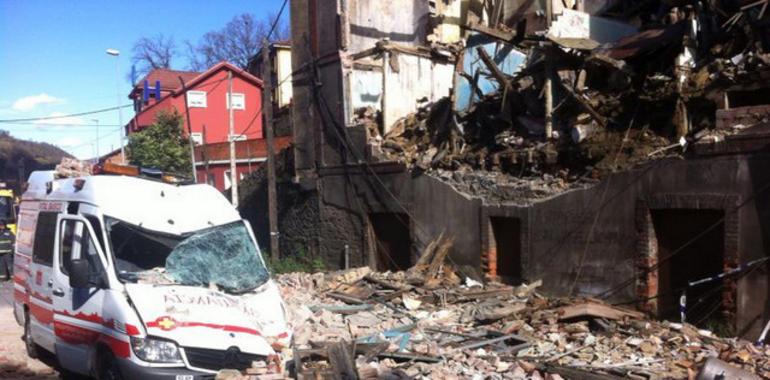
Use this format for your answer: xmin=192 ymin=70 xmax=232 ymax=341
xmin=132 ymin=34 xmax=176 ymax=78
xmin=186 ymin=12 xmax=290 ymax=71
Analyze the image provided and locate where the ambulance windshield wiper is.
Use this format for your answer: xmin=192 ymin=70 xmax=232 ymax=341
xmin=220 ymin=283 xmax=260 ymax=295
xmin=118 ymin=271 xmax=139 ymax=283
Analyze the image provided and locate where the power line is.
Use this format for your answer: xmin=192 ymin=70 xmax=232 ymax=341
xmin=598 ymin=178 xmax=770 ymax=300
xmin=266 ymin=0 xmax=289 ymax=41
xmin=223 ymin=0 xmax=304 ymax=143
xmin=64 ymin=125 xmax=125 ymax=151
xmin=213 ymin=67 xmax=297 ymax=144
xmin=3 ymin=122 xmax=124 ymax=128
xmin=612 ymin=256 xmax=769 ymax=307
xmin=306 ymin=53 xmax=475 ymax=280
xmin=0 ymin=104 xmax=132 ymax=123
xmin=568 ymin=107 xmax=640 ymax=295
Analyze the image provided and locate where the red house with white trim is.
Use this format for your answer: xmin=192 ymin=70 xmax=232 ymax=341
xmin=127 ymin=62 xmax=276 ymax=191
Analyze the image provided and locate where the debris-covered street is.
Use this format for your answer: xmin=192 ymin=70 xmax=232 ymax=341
xmin=276 ymin=242 xmax=770 ymax=380
xmin=0 ymin=282 xmax=58 ymax=380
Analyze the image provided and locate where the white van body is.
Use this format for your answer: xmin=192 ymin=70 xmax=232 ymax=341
xmin=13 ymin=172 xmax=290 ymax=379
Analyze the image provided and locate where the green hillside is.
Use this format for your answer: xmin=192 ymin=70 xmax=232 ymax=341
xmin=0 ymin=130 xmax=73 ymax=191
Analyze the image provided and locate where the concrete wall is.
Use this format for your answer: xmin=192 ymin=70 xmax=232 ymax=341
xmin=348 ymin=52 xmax=454 ymax=132
xmin=349 ymin=68 xmax=382 ymax=113
xmin=347 ymin=0 xmax=431 ymax=53
xmin=303 ymin=150 xmax=770 ymax=339
xmin=314 ymin=170 xmax=484 ymax=277
xmin=381 ymin=53 xmax=454 ymax=132
xmin=481 ymin=152 xmax=770 ymax=338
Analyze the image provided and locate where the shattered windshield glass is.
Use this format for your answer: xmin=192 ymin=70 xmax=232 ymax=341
xmin=105 ymin=218 xmax=269 ymax=293
xmin=165 ymin=222 xmax=269 ymax=293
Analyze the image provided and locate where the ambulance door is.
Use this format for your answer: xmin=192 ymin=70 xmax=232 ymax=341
xmin=51 ymin=214 xmax=110 ymax=375
xmin=27 ymin=209 xmax=61 ymax=352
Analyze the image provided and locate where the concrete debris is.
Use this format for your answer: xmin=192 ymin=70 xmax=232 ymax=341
xmin=276 ymin=261 xmax=770 ymax=379
xmin=54 ymin=157 xmax=92 ymax=178
xmin=361 ymin=0 xmax=770 ymax=203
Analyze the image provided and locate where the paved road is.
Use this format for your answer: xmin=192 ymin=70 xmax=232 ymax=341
xmin=0 ymin=280 xmax=59 ymax=379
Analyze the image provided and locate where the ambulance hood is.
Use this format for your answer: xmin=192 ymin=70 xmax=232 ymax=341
xmin=125 ymin=280 xmax=290 ymax=356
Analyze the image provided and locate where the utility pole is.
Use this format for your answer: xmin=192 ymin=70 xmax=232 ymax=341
xmin=544 ymin=0 xmax=554 ymax=140
xmin=105 ymin=48 xmax=125 ymax=163
xmin=178 ymin=77 xmax=198 ymax=182
xmin=202 ymin=124 xmax=211 ymax=184
xmin=228 ymin=70 xmax=238 ymax=206
xmin=261 ymin=39 xmax=280 ymax=261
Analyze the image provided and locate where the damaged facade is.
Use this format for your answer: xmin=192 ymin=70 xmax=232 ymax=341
xmin=244 ymin=0 xmax=770 ymax=340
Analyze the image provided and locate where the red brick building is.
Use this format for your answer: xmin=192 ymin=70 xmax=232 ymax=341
xmin=126 ymin=62 xmax=284 ymax=191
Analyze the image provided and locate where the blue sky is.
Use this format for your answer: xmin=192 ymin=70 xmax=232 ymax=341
xmin=0 ymin=0 xmax=286 ymax=159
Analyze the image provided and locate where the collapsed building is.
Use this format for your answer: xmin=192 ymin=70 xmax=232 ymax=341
xmin=241 ymin=0 xmax=770 ymax=340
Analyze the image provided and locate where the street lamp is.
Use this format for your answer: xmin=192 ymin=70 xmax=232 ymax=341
xmin=91 ymin=119 xmax=99 ymax=158
xmin=106 ymin=48 xmax=125 ymax=163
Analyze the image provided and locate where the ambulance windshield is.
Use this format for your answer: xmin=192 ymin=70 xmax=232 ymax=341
xmin=106 ymin=218 xmax=269 ymax=293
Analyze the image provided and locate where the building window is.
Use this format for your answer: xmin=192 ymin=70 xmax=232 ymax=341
xmin=191 ymin=132 xmax=203 ymax=145
xmin=187 ymin=91 xmax=207 ymax=108
xmin=224 ymin=170 xmax=232 ymax=190
xmin=226 ymin=93 xmax=245 ymax=110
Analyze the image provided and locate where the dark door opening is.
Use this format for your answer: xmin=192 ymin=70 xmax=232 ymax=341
xmin=369 ymin=213 xmax=412 ymax=271
xmin=652 ymin=209 xmax=725 ymax=327
xmin=491 ymin=217 xmax=522 ymax=285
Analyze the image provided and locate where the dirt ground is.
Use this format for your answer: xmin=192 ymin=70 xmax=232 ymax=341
xmin=0 ymin=281 xmax=59 ymax=380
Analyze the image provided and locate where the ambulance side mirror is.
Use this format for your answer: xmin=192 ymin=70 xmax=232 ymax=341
xmin=69 ymin=259 xmax=91 ymax=288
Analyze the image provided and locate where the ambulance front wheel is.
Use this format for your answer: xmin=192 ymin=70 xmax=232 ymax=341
xmin=97 ymin=351 xmax=124 ymax=380
xmin=23 ymin=310 xmax=39 ymax=359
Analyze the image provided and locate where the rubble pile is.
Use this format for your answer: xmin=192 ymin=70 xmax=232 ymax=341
xmin=54 ymin=157 xmax=92 ymax=178
xmin=361 ymin=0 xmax=770 ymax=202
xmin=275 ymin=243 xmax=770 ymax=379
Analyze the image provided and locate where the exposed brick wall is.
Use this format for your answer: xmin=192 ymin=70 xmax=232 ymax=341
xmin=635 ymin=193 xmax=740 ymax=326
xmin=480 ymin=206 xmax=530 ymax=283
xmin=715 ymin=105 xmax=770 ymax=129
xmin=635 ymin=199 xmax=659 ymax=315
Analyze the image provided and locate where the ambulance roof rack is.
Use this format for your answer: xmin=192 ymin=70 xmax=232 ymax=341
xmin=95 ymin=162 xmax=193 ymax=185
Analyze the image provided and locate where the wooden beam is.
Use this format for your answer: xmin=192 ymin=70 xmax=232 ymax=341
xmin=455 ymin=332 xmax=529 ymax=351
xmin=475 ymin=47 xmax=511 ymax=91
xmin=466 ymin=20 xmax=516 ymax=42
xmin=558 ymin=81 xmax=609 ymax=128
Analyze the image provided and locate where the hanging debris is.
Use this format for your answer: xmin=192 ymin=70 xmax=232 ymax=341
xmin=359 ymin=0 xmax=770 ymax=203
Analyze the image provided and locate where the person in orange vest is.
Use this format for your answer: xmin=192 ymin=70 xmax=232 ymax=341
xmin=0 ymin=221 xmax=13 ymax=281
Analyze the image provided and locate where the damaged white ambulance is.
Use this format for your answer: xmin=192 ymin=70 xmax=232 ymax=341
xmin=13 ymin=167 xmax=290 ymax=379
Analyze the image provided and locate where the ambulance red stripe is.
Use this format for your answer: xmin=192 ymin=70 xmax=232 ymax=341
xmin=57 ymin=310 xmax=141 ymax=336
xmin=13 ymin=288 xmax=29 ymax=304
xmin=29 ymin=302 xmax=54 ymax=325
xmin=146 ymin=320 xmax=263 ymax=336
xmin=54 ymin=320 xmax=131 ymax=358
xmin=30 ymin=291 xmax=52 ymax=304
